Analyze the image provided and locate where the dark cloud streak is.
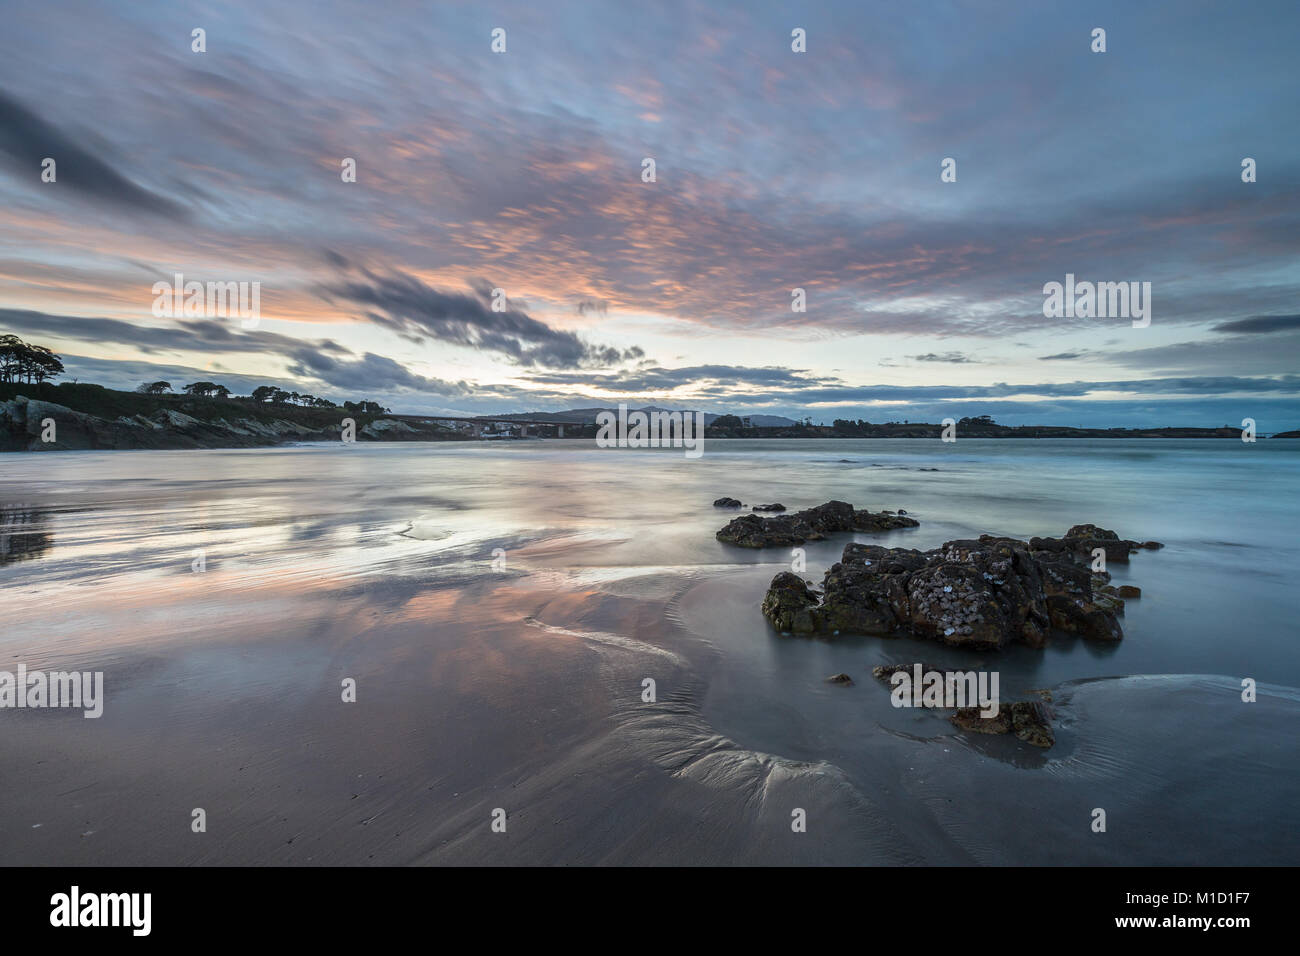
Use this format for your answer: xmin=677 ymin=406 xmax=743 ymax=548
xmin=0 ymin=89 xmax=187 ymax=218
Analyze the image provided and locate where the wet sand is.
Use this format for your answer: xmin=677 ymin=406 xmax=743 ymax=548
xmin=4 ymin=565 xmax=1298 ymax=865
xmin=3 ymin=441 xmax=1299 ymax=864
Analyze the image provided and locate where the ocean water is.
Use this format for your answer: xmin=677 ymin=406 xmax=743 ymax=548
xmin=2 ymin=438 xmax=1298 ymax=864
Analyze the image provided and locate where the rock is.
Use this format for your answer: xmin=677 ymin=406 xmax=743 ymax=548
xmin=759 ymin=572 xmax=821 ymax=635
xmin=950 ymin=706 xmax=1013 ymax=735
xmin=1091 ymin=583 xmax=1126 ymax=614
xmin=1028 ymin=535 xmax=1069 ymax=554
xmin=872 ymin=663 xmax=929 ymax=682
xmin=716 ymin=513 xmax=804 ymax=548
xmin=760 ymin=523 xmax=1154 ymax=648
xmin=1032 ymin=525 xmax=1144 ymax=565
xmin=712 ymin=497 xmax=742 ymax=507
xmin=1140 ymin=541 xmax=1164 ymax=550
xmin=950 ymin=700 xmax=1055 ymax=747
xmin=360 ymin=418 xmax=419 ymax=438
xmin=907 ymin=563 xmax=1011 ymax=648
xmin=825 ymin=673 xmax=853 ymax=685
xmin=1010 ymin=700 xmax=1056 ymax=747
xmin=1065 ymin=524 xmax=1118 ymax=541
xmin=716 ymin=499 xmax=919 ymax=548
xmin=1046 ymin=593 xmax=1123 ymax=642
xmin=1117 ymin=585 xmax=1141 ymax=598
xmin=1090 ymin=539 xmax=1134 ymax=563
xmin=751 ymin=503 xmax=786 ymax=512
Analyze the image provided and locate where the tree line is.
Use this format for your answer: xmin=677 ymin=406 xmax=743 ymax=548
xmin=136 ymin=380 xmax=388 ymax=413
xmin=1 ymin=333 xmax=388 ymax=414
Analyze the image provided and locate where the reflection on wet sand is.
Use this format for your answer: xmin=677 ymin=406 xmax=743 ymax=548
xmin=0 ymin=504 xmax=51 ymax=564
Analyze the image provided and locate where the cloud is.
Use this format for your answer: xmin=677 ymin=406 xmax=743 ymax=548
xmin=285 ymin=348 xmax=468 ymax=395
xmin=0 ymin=89 xmax=186 ymax=218
xmin=1 ymin=0 xmax=1298 ymax=416
xmin=1211 ymin=315 xmax=1300 ymax=335
xmin=520 ymin=363 xmax=831 ymax=392
xmin=911 ymin=352 xmax=974 ymax=364
xmin=0 ymin=308 xmax=349 ymax=357
xmin=320 ymin=265 xmax=640 ymax=369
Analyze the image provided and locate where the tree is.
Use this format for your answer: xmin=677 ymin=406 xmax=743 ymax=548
xmin=137 ymin=381 xmax=172 ymax=395
xmin=711 ymin=414 xmax=744 ymax=429
xmin=182 ymin=381 xmax=227 ymax=398
xmin=0 ymin=335 xmax=23 ymax=383
xmin=28 ymin=345 xmax=64 ymax=385
xmin=250 ymin=385 xmax=277 ymax=403
xmin=0 ymin=334 xmax=64 ymax=385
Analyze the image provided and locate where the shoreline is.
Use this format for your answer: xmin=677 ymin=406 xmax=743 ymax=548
xmin=3 ymin=386 xmax=1292 ymax=453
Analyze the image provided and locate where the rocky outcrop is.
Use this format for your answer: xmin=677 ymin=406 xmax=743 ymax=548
xmin=761 ymin=526 xmax=1155 ymax=648
xmin=751 ymin=503 xmax=786 ymax=512
xmin=716 ymin=500 xmax=919 ymax=548
xmin=713 ymin=497 xmax=743 ymax=507
xmin=0 ymin=394 xmax=459 ymax=451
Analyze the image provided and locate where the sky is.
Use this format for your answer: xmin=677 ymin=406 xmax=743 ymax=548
xmin=1 ymin=0 xmax=1297 ymax=428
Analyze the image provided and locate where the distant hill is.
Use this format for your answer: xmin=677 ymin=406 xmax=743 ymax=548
xmin=492 ymin=406 xmax=799 ymax=427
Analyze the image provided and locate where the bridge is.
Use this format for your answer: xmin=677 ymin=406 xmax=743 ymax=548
xmin=388 ymin=414 xmax=589 ymax=438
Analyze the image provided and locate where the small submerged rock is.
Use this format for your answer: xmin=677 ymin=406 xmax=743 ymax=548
xmin=825 ymin=673 xmax=853 ymax=685
xmin=872 ymin=662 xmax=930 ymax=682
xmin=713 ymin=497 xmax=743 ymax=508
xmin=1117 ymin=585 xmax=1142 ymax=598
xmin=869 ymin=666 xmax=1058 ymax=748
xmin=751 ymin=503 xmax=786 ymax=512
xmin=950 ymin=700 xmax=1056 ymax=748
